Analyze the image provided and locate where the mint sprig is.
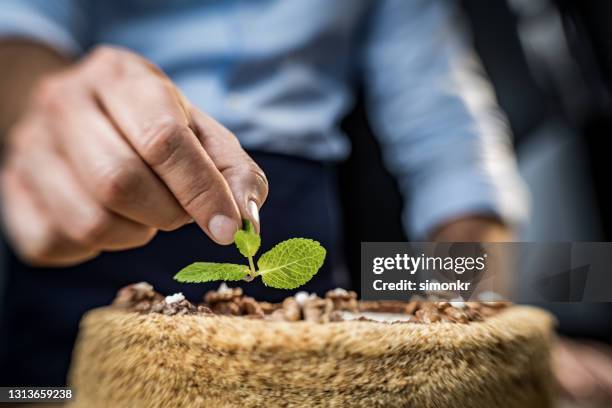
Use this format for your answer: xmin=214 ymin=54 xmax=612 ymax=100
xmin=173 ymin=220 xmax=326 ymax=289
xmin=175 ymin=262 xmax=250 ymax=282
xmin=258 ymin=238 xmax=326 ymax=289
xmin=234 ymin=219 xmax=261 ymax=258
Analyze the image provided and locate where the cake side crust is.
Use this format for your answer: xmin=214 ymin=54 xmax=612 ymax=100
xmin=69 ymin=306 xmax=556 ymax=408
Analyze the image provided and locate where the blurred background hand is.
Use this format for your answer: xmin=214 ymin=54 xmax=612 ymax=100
xmin=555 ymin=337 xmax=612 ymax=407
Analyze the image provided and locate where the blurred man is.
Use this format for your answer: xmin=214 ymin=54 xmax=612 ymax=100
xmin=0 ymin=0 xmax=523 ymax=386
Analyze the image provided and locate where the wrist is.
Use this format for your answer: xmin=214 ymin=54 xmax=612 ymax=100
xmin=429 ymin=215 xmax=514 ymax=242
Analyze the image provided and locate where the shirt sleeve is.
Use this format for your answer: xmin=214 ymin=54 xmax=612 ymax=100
xmin=362 ymin=0 xmax=529 ymax=239
xmin=0 ymin=0 xmax=90 ymax=56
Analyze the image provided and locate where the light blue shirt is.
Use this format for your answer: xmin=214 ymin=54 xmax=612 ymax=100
xmin=0 ymin=0 xmax=528 ymax=238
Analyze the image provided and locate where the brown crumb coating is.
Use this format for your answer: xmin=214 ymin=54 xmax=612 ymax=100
xmin=112 ymin=283 xmax=509 ymax=324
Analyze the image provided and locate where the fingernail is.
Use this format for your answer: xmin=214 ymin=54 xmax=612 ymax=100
xmin=248 ymin=200 xmax=260 ymax=231
xmin=208 ymin=214 xmax=239 ymax=244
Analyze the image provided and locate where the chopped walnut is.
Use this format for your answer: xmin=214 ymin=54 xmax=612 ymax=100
xmin=269 ymin=309 xmax=287 ymax=322
xmin=415 ymin=303 xmax=441 ymax=323
xmin=197 ymin=305 xmax=213 ymax=314
xmin=258 ymin=302 xmax=280 ymax=314
xmin=113 ymin=282 xmax=156 ymax=305
xmin=240 ymin=296 xmax=264 ymax=318
xmin=443 ymin=306 xmax=469 ymax=323
xmin=359 ymin=300 xmax=412 ymax=314
xmin=303 ymin=298 xmax=334 ymax=323
xmin=210 ymin=301 xmax=242 ymax=316
xmin=466 ymin=310 xmax=484 ymax=321
xmin=281 ymin=297 xmax=302 ymax=322
xmin=204 ymin=286 xmax=243 ymax=304
xmin=113 ymin=282 xmax=163 ymax=312
xmin=478 ymin=305 xmax=501 ymax=318
xmin=203 ymin=287 xmax=265 ymax=318
xmin=149 ymin=299 xmax=198 ymax=316
xmin=325 ymin=288 xmax=358 ymax=312
xmin=483 ymin=301 xmax=511 ymax=309
xmin=404 ymin=300 xmax=419 ymax=315
xmin=329 ymin=311 xmax=344 ymax=322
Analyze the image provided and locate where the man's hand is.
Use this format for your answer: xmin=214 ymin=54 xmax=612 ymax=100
xmin=430 ymin=215 xmax=512 ymax=242
xmin=0 ymin=45 xmax=268 ymax=266
xmin=430 ymin=215 xmax=514 ymax=296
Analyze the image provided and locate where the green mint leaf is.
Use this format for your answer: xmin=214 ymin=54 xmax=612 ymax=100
xmin=234 ymin=219 xmax=261 ymax=258
xmin=257 ymin=238 xmax=326 ymax=289
xmin=174 ymin=262 xmax=250 ymax=283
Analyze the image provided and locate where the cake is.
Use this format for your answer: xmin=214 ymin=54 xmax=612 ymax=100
xmin=68 ymin=283 xmax=556 ymax=408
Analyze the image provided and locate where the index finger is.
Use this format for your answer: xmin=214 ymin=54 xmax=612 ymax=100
xmin=84 ymin=48 xmax=241 ymax=244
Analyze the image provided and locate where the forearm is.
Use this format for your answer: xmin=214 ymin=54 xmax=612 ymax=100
xmin=0 ymin=40 xmax=71 ymax=137
xmin=363 ymin=0 xmax=528 ymax=239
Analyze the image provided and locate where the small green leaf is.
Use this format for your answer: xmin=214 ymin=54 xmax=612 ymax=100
xmin=257 ymin=238 xmax=326 ymax=289
xmin=234 ymin=219 xmax=261 ymax=258
xmin=174 ymin=262 xmax=250 ymax=283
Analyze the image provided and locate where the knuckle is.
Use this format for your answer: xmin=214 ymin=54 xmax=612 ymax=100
xmin=241 ymin=163 xmax=268 ymax=201
xmin=20 ymin=227 xmax=61 ymax=265
xmin=249 ymin=163 xmax=269 ymax=198
xmin=94 ymin=162 xmax=142 ymax=207
xmin=224 ymin=161 xmax=269 ymax=201
xmin=159 ymin=211 xmax=191 ymax=232
xmin=73 ymin=211 xmax=111 ymax=247
xmin=183 ymin=179 xmax=218 ymax=211
xmin=89 ymin=45 xmax=119 ymax=64
xmin=105 ymin=227 xmax=157 ymax=250
xmin=140 ymin=116 xmax=188 ymax=166
xmin=85 ymin=46 xmax=122 ymax=78
xmin=87 ymin=45 xmax=154 ymax=80
xmin=32 ymin=75 xmax=68 ymax=112
xmin=85 ymin=45 xmax=127 ymax=78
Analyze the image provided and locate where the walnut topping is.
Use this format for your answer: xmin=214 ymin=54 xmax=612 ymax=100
xmin=197 ymin=305 xmax=213 ymax=314
xmin=303 ymin=298 xmax=335 ymax=323
xmin=359 ymin=301 xmax=413 ymax=314
xmin=281 ymin=297 xmax=302 ymax=321
xmin=269 ymin=309 xmax=287 ymax=322
xmin=203 ymin=284 xmax=264 ymax=318
xmin=258 ymin=301 xmax=281 ymax=314
xmin=112 ymin=283 xmax=509 ymax=324
xmin=240 ymin=297 xmax=264 ymax=318
xmin=415 ymin=303 xmax=441 ymax=323
xmin=113 ymin=282 xmax=163 ymax=312
xmin=152 ymin=299 xmax=199 ymax=316
xmin=443 ymin=306 xmax=469 ymax=323
xmin=209 ymin=300 xmax=242 ymax=316
xmin=404 ymin=300 xmax=419 ymax=315
xmin=294 ymin=291 xmax=317 ymax=306
xmin=325 ymin=288 xmax=358 ymax=312
xmin=204 ymin=285 xmax=243 ymax=304
xmin=165 ymin=293 xmax=185 ymax=304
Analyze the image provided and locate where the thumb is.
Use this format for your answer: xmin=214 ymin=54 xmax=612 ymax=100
xmin=189 ymin=108 xmax=268 ymax=233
